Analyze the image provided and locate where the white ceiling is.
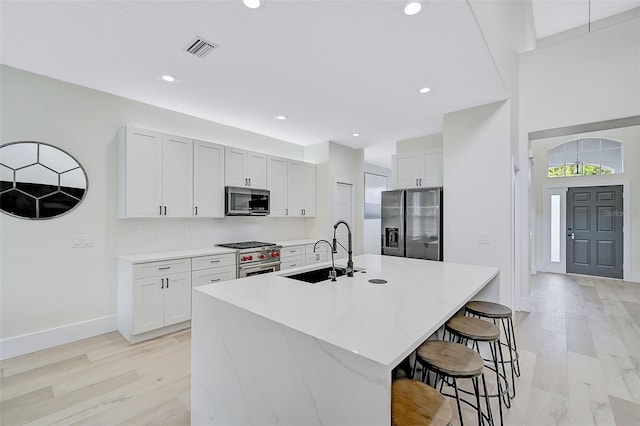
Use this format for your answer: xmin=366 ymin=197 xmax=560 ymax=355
xmin=1 ymin=1 xmax=637 ymax=168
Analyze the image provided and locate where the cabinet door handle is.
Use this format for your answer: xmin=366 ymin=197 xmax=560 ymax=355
xmin=286 ymin=208 xmax=288 ymax=216
xmin=166 ymin=277 xmax=169 ymax=288
xmin=164 ymin=206 xmax=167 ymax=215
xmin=289 ymin=263 xmax=297 ymax=267
xmin=210 ymin=259 xmax=221 ymax=263
xmin=159 ymin=266 xmax=171 ymax=270
xmin=161 ymin=278 xmax=164 ymax=289
xmin=195 ymin=206 xmax=198 ymax=215
xmin=210 ymin=278 xmax=221 ymax=282
xmin=248 ymin=178 xmax=251 ymax=186
xmin=159 ymin=205 xmax=162 ymax=215
xmin=419 ymin=178 xmax=422 ymax=186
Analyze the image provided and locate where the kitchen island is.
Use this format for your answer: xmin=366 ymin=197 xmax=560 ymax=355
xmin=191 ymin=254 xmax=500 ymax=425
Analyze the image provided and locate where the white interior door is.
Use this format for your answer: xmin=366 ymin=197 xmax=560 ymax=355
xmin=333 ymin=181 xmax=353 ymax=260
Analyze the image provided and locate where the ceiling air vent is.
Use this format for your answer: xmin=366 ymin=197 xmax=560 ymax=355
xmin=186 ymin=37 xmax=217 ymax=58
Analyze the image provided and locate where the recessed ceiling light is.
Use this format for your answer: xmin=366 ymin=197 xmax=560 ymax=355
xmin=404 ymin=2 xmax=422 ymax=16
xmin=419 ymin=87 xmax=431 ymax=94
xmin=275 ymin=115 xmax=288 ymax=120
xmin=243 ymin=0 xmax=261 ymax=9
xmin=352 ymin=133 xmax=360 ymax=137
xmin=161 ymin=75 xmax=176 ymax=82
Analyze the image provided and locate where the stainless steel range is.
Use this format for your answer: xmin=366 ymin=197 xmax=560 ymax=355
xmin=217 ymin=241 xmax=281 ymax=278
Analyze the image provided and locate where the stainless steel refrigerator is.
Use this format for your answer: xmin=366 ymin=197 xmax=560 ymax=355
xmin=381 ymin=187 xmax=443 ymax=261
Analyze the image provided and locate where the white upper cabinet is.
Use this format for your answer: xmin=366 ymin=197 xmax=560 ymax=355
xmin=224 ymin=147 xmax=267 ymax=189
xmin=392 ymin=149 xmax=443 ymax=189
xmin=287 ymin=160 xmax=315 ymax=217
xmin=119 ymin=127 xmax=193 ymax=218
xmin=267 ymin=156 xmax=288 ymax=217
xmin=301 ymin=162 xmax=316 ymax=217
xmin=193 ymin=140 xmax=225 ymax=218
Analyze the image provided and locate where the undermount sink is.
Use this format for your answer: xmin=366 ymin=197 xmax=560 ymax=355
xmin=283 ymin=266 xmax=362 ymax=284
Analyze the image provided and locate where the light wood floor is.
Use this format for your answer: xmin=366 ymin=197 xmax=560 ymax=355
xmin=1 ymin=272 xmax=639 ymax=425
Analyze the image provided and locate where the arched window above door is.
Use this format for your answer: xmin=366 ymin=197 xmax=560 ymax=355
xmin=547 ymin=138 xmax=622 ymax=178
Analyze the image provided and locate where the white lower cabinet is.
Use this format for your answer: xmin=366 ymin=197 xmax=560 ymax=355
xmin=192 ymin=253 xmax=236 ymax=286
xmin=279 ymin=243 xmax=329 ymax=271
xmin=120 ymin=258 xmax=192 ymax=340
xmin=280 ymin=245 xmax=305 ymax=271
xmin=118 ymin=251 xmax=236 ymax=343
xmin=132 ymin=272 xmax=191 ymax=334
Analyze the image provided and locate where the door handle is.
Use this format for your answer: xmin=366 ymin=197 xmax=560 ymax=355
xmin=161 ymin=278 xmax=164 ymax=289
xmin=568 ymin=232 xmax=575 ymax=240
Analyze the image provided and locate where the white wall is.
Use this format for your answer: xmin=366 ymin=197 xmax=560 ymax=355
xmin=443 ymin=100 xmax=513 ymax=307
xmin=519 ymin=16 xmax=640 ymax=299
xmin=0 ymin=66 xmax=309 ymax=346
xmin=469 ymin=0 xmax=536 ymax=310
xmin=532 ymin=126 xmax=640 ymax=281
xmin=396 ymin=133 xmax=443 ymax=153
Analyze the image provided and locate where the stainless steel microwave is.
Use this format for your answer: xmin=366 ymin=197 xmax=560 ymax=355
xmin=225 ymin=187 xmax=270 ymax=216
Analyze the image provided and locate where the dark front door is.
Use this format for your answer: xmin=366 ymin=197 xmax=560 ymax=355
xmin=566 ymin=185 xmax=623 ymax=278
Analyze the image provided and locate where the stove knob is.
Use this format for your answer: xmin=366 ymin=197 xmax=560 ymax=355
xmin=259 ymin=254 xmax=265 ymax=259
xmin=275 ymin=251 xmax=280 ymax=256
xmin=241 ymin=256 xmax=247 ymax=261
xmin=248 ymin=255 xmax=253 ymax=261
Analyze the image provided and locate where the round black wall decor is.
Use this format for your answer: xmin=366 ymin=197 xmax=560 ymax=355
xmin=0 ymin=142 xmax=88 ymax=219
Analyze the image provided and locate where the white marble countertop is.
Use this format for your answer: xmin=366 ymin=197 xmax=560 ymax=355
xmin=275 ymin=239 xmax=322 ymax=247
xmin=194 ymin=254 xmax=499 ymax=367
xmin=117 ymin=247 xmax=236 ymax=263
xmin=118 ymin=239 xmax=323 ymax=263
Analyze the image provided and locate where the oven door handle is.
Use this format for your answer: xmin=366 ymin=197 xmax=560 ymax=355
xmin=239 ymin=261 xmax=281 ymax=273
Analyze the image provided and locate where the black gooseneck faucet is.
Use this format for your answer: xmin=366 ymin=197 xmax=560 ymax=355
xmin=333 ymin=220 xmax=354 ymax=277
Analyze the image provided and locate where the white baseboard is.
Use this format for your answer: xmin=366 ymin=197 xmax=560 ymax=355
xmin=625 ymin=272 xmax=640 ymax=284
xmin=0 ymin=315 xmax=117 ymax=360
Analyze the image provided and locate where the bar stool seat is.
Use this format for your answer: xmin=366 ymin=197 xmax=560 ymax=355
xmin=415 ymin=340 xmax=491 ymax=425
xmin=446 ymin=316 xmax=500 ymax=341
xmin=392 ymin=379 xmax=453 ymax=426
xmin=465 ymin=301 xmax=512 ymax=319
xmin=445 ymin=316 xmax=508 ymax=426
xmin=465 ymin=300 xmax=520 ymax=400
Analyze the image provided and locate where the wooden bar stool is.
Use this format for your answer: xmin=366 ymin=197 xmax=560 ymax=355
xmin=391 ymin=379 xmax=453 ymax=426
xmin=465 ymin=300 xmax=520 ymax=400
xmin=414 ymin=340 xmax=492 ymax=426
xmin=445 ymin=316 xmax=508 ymax=426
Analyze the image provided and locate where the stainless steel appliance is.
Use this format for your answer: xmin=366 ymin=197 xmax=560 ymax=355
xmin=225 ymin=187 xmax=270 ymax=216
xmin=217 ymin=241 xmax=281 ymax=277
xmin=381 ymin=187 xmax=443 ymax=261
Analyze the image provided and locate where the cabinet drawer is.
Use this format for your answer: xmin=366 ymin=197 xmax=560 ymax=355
xmin=280 ymin=255 xmax=306 ymax=271
xmin=280 ymin=245 xmax=305 ymax=259
xmin=192 ymin=253 xmax=236 ymax=271
xmin=192 ymin=266 xmax=236 ymax=286
xmin=133 ymin=258 xmax=190 ymax=279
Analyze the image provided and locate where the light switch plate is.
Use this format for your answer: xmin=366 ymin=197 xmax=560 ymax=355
xmin=478 ymin=233 xmax=491 ymax=244
xmin=72 ymin=235 xmax=94 ymax=248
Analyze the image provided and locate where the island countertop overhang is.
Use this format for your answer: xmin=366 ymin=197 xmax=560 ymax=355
xmin=193 ymin=254 xmax=499 ymax=368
